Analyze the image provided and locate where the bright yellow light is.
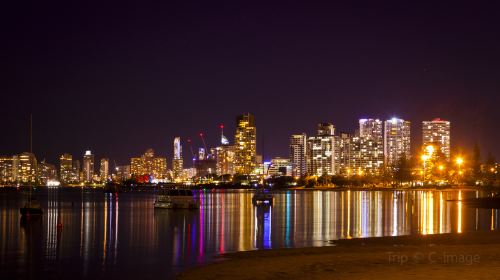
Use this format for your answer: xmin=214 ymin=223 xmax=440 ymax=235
xmin=456 ymin=157 xmax=464 ymax=165
xmin=426 ymin=145 xmax=435 ymax=155
xmin=421 ymin=155 xmax=429 ymax=161
xmin=490 ymin=168 xmax=495 ymax=173
xmin=458 ymin=171 xmax=463 ymax=175
xmin=438 ymin=165 xmax=444 ymax=171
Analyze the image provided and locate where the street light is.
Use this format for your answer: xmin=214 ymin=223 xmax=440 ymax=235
xmin=456 ymin=157 xmax=464 ymax=185
xmin=421 ymin=154 xmax=429 ymax=183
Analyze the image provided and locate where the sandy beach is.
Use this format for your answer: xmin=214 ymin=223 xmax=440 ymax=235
xmin=178 ymin=231 xmax=500 ymax=280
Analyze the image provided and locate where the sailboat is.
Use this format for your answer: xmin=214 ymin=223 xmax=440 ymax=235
xmin=20 ymin=114 xmax=43 ymax=218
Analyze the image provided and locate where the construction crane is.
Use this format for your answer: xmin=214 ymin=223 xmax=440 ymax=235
xmin=186 ymin=138 xmax=196 ymax=160
xmin=199 ymin=132 xmax=208 ymax=153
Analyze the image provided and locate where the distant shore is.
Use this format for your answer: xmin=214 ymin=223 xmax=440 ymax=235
xmin=0 ymin=184 xmax=493 ymax=193
xmin=178 ymin=231 xmax=500 ymax=280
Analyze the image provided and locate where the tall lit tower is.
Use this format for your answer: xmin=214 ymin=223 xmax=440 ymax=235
xmin=356 ymin=118 xmax=384 ymax=174
xmin=83 ymin=150 xmax=94 ymax=183
xmin=59 ymin=153 xmax=73 ymax=183
xmin=100 ymin=158 xmax=109 ymax=182
xmin=306 ymin=123 xmax=336 ymax=176
xmin=290 ymin=133 xmax=307 ymax=177
xmin=384 ymin=118 xmax=411 ymax=166
xmin=234 ymin=113 xmax=257 ymax=174
xmin=422 ymin=118 xmax=451 ymax=160
xmin=172 ymin=137 xmax=183 ymax=180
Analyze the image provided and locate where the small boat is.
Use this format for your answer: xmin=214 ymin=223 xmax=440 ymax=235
xmin=252 ymin=189 xmax=274 ymax=205
xmin=154 ymin=189 xmax=199 ymax=209
xmin=20 ymin=114 xmax=43 ymax=218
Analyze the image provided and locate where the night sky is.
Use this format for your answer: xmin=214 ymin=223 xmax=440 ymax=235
xmin=2 ymin=1 xmax=499 ymax=166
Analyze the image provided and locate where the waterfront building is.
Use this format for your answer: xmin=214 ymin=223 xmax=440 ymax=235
xmin=306 ymin=123 xmax=336 ymax=176
xmin=335 ymin=132 xmax=352 ymax=175
xmin=289 ymin=134 xmax=307 ymax=177
xmin=267 ymin=157 xmax=292 ymax=176
xmin=172 ymin=137 xmax=184 ymax=180
xmin=100 ymin=158 xmax=109 ymax=182
xmin=130 ymin=149 xmax=167 ymax=181
xmin=72 ymin=160 xmax=81 ymax=183
xmin=59 ymin=153 xmax=73 ymax=183
xmin=183 ymin=168 xmax=197 ymax=180
xmin=38 ymin=161 xmax=57 ymax=185
xmin=355 ymin=118 xmax=384 ymax=175
xmin=384 ymin=118 xmax=411 ymax=166
xmin=83 ymin=150 xmax=94 ymax=183
xmin=422 ymin=118 xmax=451 ymax=160
xmin=114 ymin=165 xmax=131 ymax=182
xmin=234 ymin=113 xmax=257 ymax=174
xmin=213 ymin=145 xmax=236 ymax=176
xmin=0 ymin=156 xmax=15 ymax=184
xmin=14 ymin=152 xmax=37 ymax=183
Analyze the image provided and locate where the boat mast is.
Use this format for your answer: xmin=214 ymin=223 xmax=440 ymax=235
xmin=30 ymin=113 xmax=33 ymax=154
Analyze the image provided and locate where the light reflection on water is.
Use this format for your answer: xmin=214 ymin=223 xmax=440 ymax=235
xmin=0 ymin=189 xmax=498 ymax=279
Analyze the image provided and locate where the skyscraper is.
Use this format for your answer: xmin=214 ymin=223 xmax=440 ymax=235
xmin=100 ymin=158 xmax=109 ymax=182
xmin=14 ymin=152 xmax=37 ymax=183
xmin=306 ymin=123 xmax=336 ymax=176
xmin=290 ymin=133 xmax=307 ymax=177
xmin=37 ymin=161 xmax=57 ymax=185
xmin=172 ymin=137 xmax=184 ymax=180
xmin=83 ymin=150 xmax=94 ymax=183
xmin=384 ymin=118 xmax=411 ymax=166
xmin=335 ymin=132 xmax=351 ymax=175
xmin=356 ymin=118 xmax=384 ymax=175
xmin=422 ymin=118 xmax=451 ymax=160
xmin=0 ymin=156 xmax=15 ymax=183
xmin=213 ymin=145 xmax=235 ymax=175
xmin=59 ymin=153 xmax=73 ymax=183
xmin=234 ymin=113 xmax=257 ymax=174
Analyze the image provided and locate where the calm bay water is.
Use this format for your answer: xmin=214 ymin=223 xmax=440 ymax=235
xmin=0 ymin=188 xmax=498 ymax=279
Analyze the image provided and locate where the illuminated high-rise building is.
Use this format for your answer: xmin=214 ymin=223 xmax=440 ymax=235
xmin=306 ymin=123 xmax=336 ymax=176
xmin=59 ymin=153 xmax=73 ymax=183
xmin=83 ymin=150 xmax=94 ymax=183
xmin=213 ymin=145 xmax=235 ymax=175
xmin=422 ymin=118 xmax=451 ymax=160
xmin=37 ymin=161 xmax=57 ymax=185
xmin=114 ymin=165 xmax=131 ymax=182
xmin=384 ymin=118 xmax=411 ymax=166
xmin=335 ymin=132 xmax=351 ymax=175
xmin=0 ymin=156 xmax=15 ymax=183
xmin=289 ymin=134 xmax=307 ymax=177
xmin=172 ymin=137 xmax=184 ymax=180
xmin=100 ymin=158 xmax=109 ymax=182
xmin=72 ymin=160 xmax=81 ymax=183
xmin=130 ymin=149 xmax=167 ymax=181
xmin=14 ymin=152 xmax=37 ymax=183
xmin=355 ymin=118 xmax=384 ymax=175
xmin=234 ymin=113 xmax=257 ymax=174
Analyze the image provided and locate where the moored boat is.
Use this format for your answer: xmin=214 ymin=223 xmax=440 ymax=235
xmin=154 ymin=189 xmax=199 ymax=209
xmin=252 ymin=190 xmax=274 ymax=205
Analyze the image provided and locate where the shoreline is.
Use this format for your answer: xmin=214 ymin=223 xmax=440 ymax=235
xmin=178 ymin=231 xmax=500 ymax=279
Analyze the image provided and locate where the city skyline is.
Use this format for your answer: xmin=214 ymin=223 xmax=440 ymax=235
xmin=0 ymin=114 xmax=492 ymax=167
xmin=1 ymin=112 xmax=491 ymax=184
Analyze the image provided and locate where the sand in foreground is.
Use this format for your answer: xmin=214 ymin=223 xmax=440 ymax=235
xmin=178 ymin=231 xmax=500 ymax=280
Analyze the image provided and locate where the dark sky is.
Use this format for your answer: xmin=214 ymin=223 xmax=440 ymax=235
xmin=2 ymin=1 xmax=499 ymax=166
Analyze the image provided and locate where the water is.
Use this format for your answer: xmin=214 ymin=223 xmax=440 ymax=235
xmin=0 ymin=188 xmax=498 ymax=279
